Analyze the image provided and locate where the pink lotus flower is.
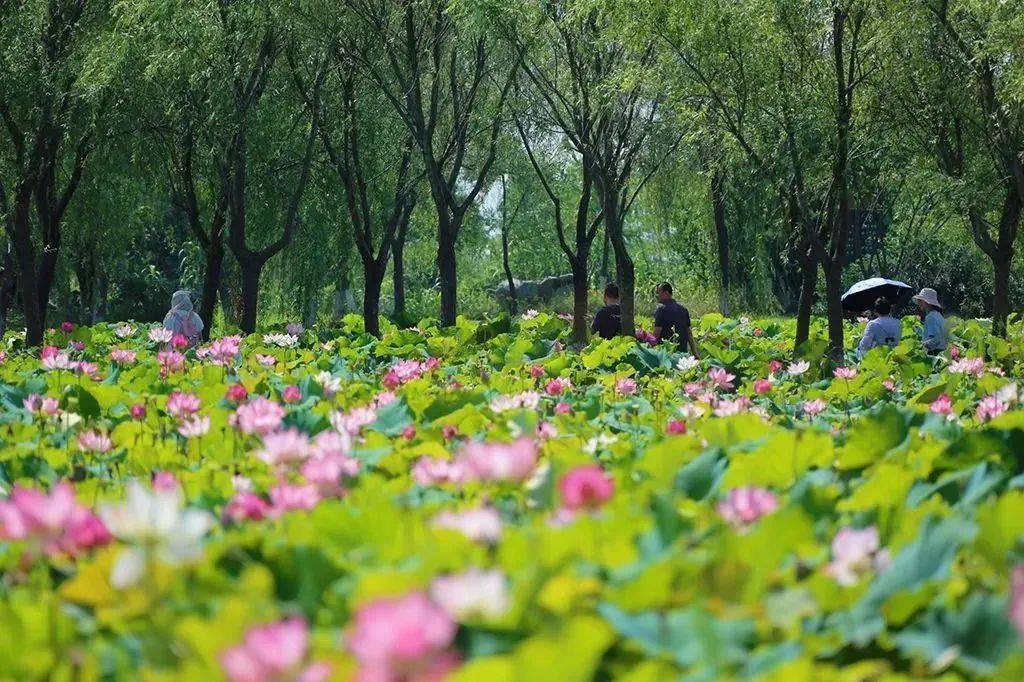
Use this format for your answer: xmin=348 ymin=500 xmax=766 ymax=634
xmin=825 ymin=526 xmax=891 ymax=586
xmin=269 ymin=483 xmax=322 ymax=515
xmin=178 ymin=415 xmax=211 ymax=439
xmin=152 ymin=471 xmax=180 ymax=493
xmin=554 ymin=401 xmax=572 ymax=415
xmin=223 ymin=492 xmax=272 ymax=523
xmin=802 ymin=399 xmax=827 ymax=417
xmin=382 ymin=358 xmax=436 ymax=389
xmin=930 ymin=394 xmax=953 ymax=416
xmin=234 ymin=397 xmax=285 ymax=436
xmin=559 ymin=466 xmax=614 ymax=512
xmin=41 ymin=347 xmax=73 ymax=371
xmin=166 ymin=391 xmax=201 ymax=420
xmin=286 ymin=322 xmax=305 ymax=337
xmin=149 ymin=327 xmax=174 ymax=344
xmin=77 ymin=429 xmax=113 ymax=454
xmin=347 ymin=592 xmax=459 ymax=682
xmin=412 ymin=457 xmax=468 ymax=487
xmin=529 ymin=364 xmax=545 ymax=379
xmin=171 ymin=333 xmax=189 ymax=350
xmin=226 ymin=383 xmax=249 ymax=404
xmin=433 ymin=507 xmax=503 ymax=544
xmin=282 ymin=386 xmax=302 ymax=404
xmin=221 ymin=617 xmax=330 ymax=682
xmin=883 ymin=379 xmax=897 ymax=392
xmin=330 ymin=406 xmax=379 ymax=435
xmin=768 ymin=360 xmax=783 ymax=374
xmin=255 ymin=429 xmax=312 ymax=468
xmin=402 ymin=425 xmax=417 ymax=440
xmin=1011 ymin=565 xmax=1024 ymax=641
xmin=0 ymin=350 xmax=6 ymax=364
xmin=429 ymin=569 xmax=510 ymax=621
xmin=130 ymin=403 xmax=147 ymax=420
xmin=456 ymin=438 xmax=538 ymax=483
xmin=255 ymin=354 xmax=277 ymax=367
xmin=0 ymin=481 xmax=110 ymax=557
xmin=977 ymin=395 xmax=1008 ymax=423
xmin=109 ymin=348 xmax=137 ymax=365
xmin=683 ymin=382 xmax=703 ymax=398
xmin=635 ymin=329 xmax=657 ymax=345
xmin=717 ymin=486 xmax=779 ymax=530
xmin=545 ymin=377 xmax=571 ymax=396
xmin=949 ymin=357 xmax=985 ymax=377
xmin=441 ymin=424 xmax=459 ymax=441
xmin=753 ymin=327 xmax=764 ymax=337
xmin=666 ymin=419 xmax=687 ymax=435
xmin=615 ymin=377 xmax=637 ymax=396
xmin=60 ymin=321 xmax=75 ymax=333
xmin=535 ymin=421 xmax=557 ymax=439
xmin=754 ymin=379 xmax=772 ymax=395
xmin=833 ymin=367 xmax=858 ymax=380
xmin=707 ymin=367 xmax=736 ymax=391
xmin=207 ymin=336 xmax=242 ymax=366
xmin=713 ymin=396 xmax=751 ymax=417
xmin=157 ymin=350 xmax=185 ymax=376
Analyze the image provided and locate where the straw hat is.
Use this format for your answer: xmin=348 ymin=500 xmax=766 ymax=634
xmin=912 ymin=287 xmax=943 ymax=310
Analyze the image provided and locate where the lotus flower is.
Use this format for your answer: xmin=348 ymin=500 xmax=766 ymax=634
xmin=221 ymin=618 xmax=330 ymax=682
xmin=347 ymin=592 xmax=459 ymax=682
xmin=429 ymin=569 xmax=510 ymax=620
xmin=433 ymin=507 xmax=503 ymax=544
xmin=559 ymin=466 xmax=614 ymax=512
xmin=717 ymin=486 xmax=779 ymax=530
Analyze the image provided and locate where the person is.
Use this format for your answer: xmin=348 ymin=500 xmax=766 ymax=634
xmin=857 ymin=297 xmax=902 ymax=356
xmin=592 ymin=283 xmax=622 ymax=340
xmin=163 ymin=290 xmax=204 ymax=345
xmin=653 ymin=282 xmax=700 ymax=358
xmin=912 ymin=287 xmax=948 ymax=354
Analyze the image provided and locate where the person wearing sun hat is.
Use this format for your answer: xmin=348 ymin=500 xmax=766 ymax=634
xmin=912 ymin=287 xmax=948 ymax=354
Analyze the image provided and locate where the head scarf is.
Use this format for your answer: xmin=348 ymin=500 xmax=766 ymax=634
xmin=164 ymin=290 xmax=204 ymax=340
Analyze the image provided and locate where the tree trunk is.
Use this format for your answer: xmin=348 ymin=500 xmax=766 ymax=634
xmin=36 ymin=241 xmax=60 ymax=329
xmin=794 ymin=248 xmax=817 ymax=351
xmin=711 ymin=168 xmax=730 ymax=316
xmin=392 ymin=239 xmax=406 ymax=318
xmin=599 ymin=227 xmax=612 ymax=285
xmin=95 ymin=270 xmax=108 ymax=323
xmin=993 ymin=254 xmax=1013 ymax=337
xmin=437 ymin=219 xmax=458 ymax=327
xmin=238 ymin=257 xmax=263 ymax=334
xmin=603 ymin=199 xmax=635 ymax=336
xmin=824 ymin=264 xmax=845 ymax=361
xmin=363 ymin=262 xmax=385 ymax=338
xmin=0 ymin=251 xmax=15 ymax=338
xmin=199 ymin=244 xmax=224 ymax=340
xmin=571 ymin=260 xmax=589 ymax=344
xmin=501 ymin=229 xmax=517 ymax=316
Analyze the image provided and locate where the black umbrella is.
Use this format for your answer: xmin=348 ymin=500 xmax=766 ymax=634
xmin=841 ymin=277 xmax=913 ymax=313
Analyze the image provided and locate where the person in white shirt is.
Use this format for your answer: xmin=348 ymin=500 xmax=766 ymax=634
xmin=858 ymin=297 xmax=902 ymax=356
xmin=912 ymin=287 xmax=948 ymax=354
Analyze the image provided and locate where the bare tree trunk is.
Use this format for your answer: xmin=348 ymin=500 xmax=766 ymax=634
xmin=238 ymin=257 xmax=263 ymax=334
xmin=392 ymin=238 xmax=406 ymax=318
xmin=437 ymin=216 xmax=458 ymax=326
xmin=824 ymin=264 xmax=845 ymax=360
xmin=794 ymin=247 xmax=817 ymax=350
xmin=499 ymin=175 xmax=517 ymax=315
xmin=198 ymin=244 xmax=223 ymax=340
xmin=571 ymin=260 xmax=589 ymax=344
xmin=363 ymin=263 xmax=384 ymax=337
xmin=711 ymin=168 xmax=730 ymax=316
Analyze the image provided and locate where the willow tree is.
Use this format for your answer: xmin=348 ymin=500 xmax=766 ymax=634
xmin=339 ymin=0 xmax=517 ymax=327
xmin=0 ymin=0 xmax=116 ymax=345
xmin=888 ymin=0 xmax=1024 ymax=337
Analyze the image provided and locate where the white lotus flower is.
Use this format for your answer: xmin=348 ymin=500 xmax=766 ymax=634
xmin=262 ymin=333 xmax=299 ymax=348
xmin=430 ymin=569 xmax=511 ymax=620
xmin=99 ymin=481 xmax=213 ymax=588
xmin=676 ymin=355 xmax=700 ymax=372
xmin=786 ymin=360 xmax=810 ymax=376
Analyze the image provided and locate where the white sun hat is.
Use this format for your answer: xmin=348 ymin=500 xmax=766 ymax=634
xmin=912 ymin=287 xmax=943 ymax=310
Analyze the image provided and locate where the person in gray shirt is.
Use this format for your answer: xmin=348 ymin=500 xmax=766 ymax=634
xmin=857 ymin=297 xmax=902 ymax=356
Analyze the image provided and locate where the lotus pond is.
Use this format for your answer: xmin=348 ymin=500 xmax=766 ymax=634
xmin=3 ymin=313 xmax=1024 ymax=681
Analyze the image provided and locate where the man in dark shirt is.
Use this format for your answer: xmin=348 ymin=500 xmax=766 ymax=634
xmin=591 ymin=283 xmax=622 ymax=340
xmin=653 ymin=282 xmax=700 ymax=357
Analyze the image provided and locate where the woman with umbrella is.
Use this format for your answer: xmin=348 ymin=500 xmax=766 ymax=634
xmin=857 ymin=297 xmax=902 ymax=356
